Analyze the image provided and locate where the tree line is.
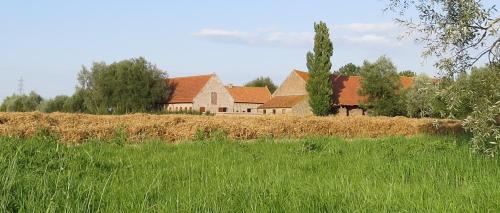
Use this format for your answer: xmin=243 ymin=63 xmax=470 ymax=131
xmin=0 ymin=57 xmax=278 ymax=114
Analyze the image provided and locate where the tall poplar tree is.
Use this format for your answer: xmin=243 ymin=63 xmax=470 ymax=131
xmin=306 ymin=21 xmax=333 ymax=116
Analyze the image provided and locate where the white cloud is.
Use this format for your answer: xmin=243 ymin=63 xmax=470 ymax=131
xmin=194 ymin=28 xmax=313 ymax=46
xmin=194 ymin=23 xmax=405 ymax=47
xmin=340 ymin=35 xmax=391 ymax=44
xmin=333 ymin=23 xmax=397 ymax=32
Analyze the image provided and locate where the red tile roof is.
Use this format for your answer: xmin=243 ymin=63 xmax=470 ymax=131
xmin=258 ymin=95 xmax=308 ymax=109
xmin=226 ymin=86 xmax=271 ymax=104
xmin=294 ymin=70 xmax=309 ymax=81
xmin=331 ymin=75 xmax=414 ymax=106
xmin=331 ymin=75 xmax=365 ymax=106
xmin=166 ymin=74 xmax=213 ymax=103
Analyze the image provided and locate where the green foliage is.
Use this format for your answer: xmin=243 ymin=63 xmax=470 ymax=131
xmin=0 ymin=91 xmax=43 ymax=112
xmin=464 ymin=100 xmax=500 ymax=156
xmin=399 ymin=70 xmax=416 ymax=77
xmin=443 ymin=65 xmax=500 ymax=119
xmin=359 ymin=56 xmax=406 ymax=116
xmin=39 ymin=95 xmax=70 ymax=113
xmin=336 ymin=63 xmax=361 ymax=76
xmin=405 ymin=74 xmax=441 ymax=117
xmin=387 ymin=0 xmax=499 ymax=75
xmin=244 ymin=76 xmax=277 ymax=93
xmin=2 ymin=135 xmax=500 ymax=212
xmin=62 ymin=89 xmax=87 ymax=113
xmin=76 ymin=57 xmax=169 ymax=114
xmin=306 ymin=21 xmax=334 ymax=116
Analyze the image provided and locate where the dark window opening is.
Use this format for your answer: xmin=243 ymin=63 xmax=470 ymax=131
xmin=218 ymin=107 xmax=227 ymax=112
xmin=200 ymin=107 xmax=205 ymax=113
xmin=272 ymin=109 xmax=276 ymax=114
xmin=247 ymin=108 xmax=251 ymax=113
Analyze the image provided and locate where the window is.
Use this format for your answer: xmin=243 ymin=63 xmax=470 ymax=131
xmin=211 ymin=92 xmax=217 ymax=105
xmin=189 ymin=107 xmax=192 ymax=111
xmin=247 ymin=108 xmax=251 ymax=113
xmin=272 ymin=109 xmax=276 ymax=114
xmin=282 ymin=109 xmax=286 ymax=114
xmin=218 ymin=107 xmax=227 ymax=112
xmin=175 ymin=107 xmax=178 ymax=111
xmin=199 ymin=107 xmax=205 ymax=113
xmin=263 ymin=109 xmax=266 ymax=114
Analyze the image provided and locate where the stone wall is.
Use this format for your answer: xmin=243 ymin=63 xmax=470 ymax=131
xmin=193 ymin=76 xmax=234 ymax=113
xmin=165 ymin=103 xmax=194 ymax=112
xmin=273 ymin=72 xmax=308 ymax=96
xmin=291 ymin=98 xmax=313 ymax=116
xmin=233 ymin=103 xmax=262 ymax=114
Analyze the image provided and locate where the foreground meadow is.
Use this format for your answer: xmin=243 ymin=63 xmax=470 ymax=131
xmin=1 ymin=135 xmax=499 ymax=212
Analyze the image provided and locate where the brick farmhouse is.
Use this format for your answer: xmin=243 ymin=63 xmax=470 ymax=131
xmin=164 ymin=74 xmax=271 ymax=114
xmin=258 ymin=70 xmax=413 ymax=116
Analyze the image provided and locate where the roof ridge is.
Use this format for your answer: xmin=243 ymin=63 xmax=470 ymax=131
xmin=169 ymin=74 xmax=214 ymax=79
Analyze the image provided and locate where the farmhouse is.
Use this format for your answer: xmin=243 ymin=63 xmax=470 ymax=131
xmin=165 ymin=74 xmax=270 ymax=114
xmin=259 ymin=70 xmax=414 ymax=116
xmin=226 ymin=85 xmax=271 ymax=113
xmin=258 ymin=70 xmax=312 ymax=115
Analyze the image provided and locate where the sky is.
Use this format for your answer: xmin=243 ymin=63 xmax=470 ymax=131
xmin=0 ymin=0 xmax=494 ymax=101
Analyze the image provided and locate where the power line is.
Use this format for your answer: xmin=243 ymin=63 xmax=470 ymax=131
xmin=18 ymin=77 xmax=24 ymax=95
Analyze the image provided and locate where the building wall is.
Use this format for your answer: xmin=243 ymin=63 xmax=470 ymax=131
xmin=165 ymin=103 xmax=194 ymax=111
xmin=258 ymin=108 xmax=292 ymax=115
xmin=192 ymin=76 xmax=234 ymax=113
xmin=272 ymin=72 xmax=308 ymax=97
xmin=291 ymin=98 xmax=313 ymax=116
xmin=337 ymin=106 xmax=366 ymax=116
xmin=233 ymin=103 xmax=262 ymax=114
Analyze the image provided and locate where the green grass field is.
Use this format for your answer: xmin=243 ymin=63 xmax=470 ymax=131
xmin=1 ymin=134 xmax=499 ymax=212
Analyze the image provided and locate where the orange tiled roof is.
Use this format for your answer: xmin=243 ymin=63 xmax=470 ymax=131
xmin=400 ymin=76 xmax=414 ymax=89
xmin=166 ymin=74 xmax=213 ymax=103
xmin=331 ymin=75 xmax=365 ymax=106
xmin=294 ymin=70 xmax=309 ymax=81
xmin=226 ymin=86 xmax=271 ymax=104
xmin=331 ymin=75 xmax=414 ymax=106
xmin=258 ymin=95 xmax=307 ymax=109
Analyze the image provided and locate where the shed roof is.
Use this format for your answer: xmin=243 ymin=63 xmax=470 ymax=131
xmin=258 ymin=95 xmax=308 ymax=109
xmin=331 ymin=74 xmax=414 ymax=106
xmin=166 ymin=74 xmax=213 ymax=103
xmin=226 ymin=86 xmax=271 ymax=104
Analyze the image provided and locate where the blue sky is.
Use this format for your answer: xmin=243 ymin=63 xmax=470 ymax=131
xmin=0 ymin=0 xmax=494 ymax=101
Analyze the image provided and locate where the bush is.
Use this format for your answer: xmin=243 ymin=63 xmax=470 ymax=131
xmin=464 ymin=100 xmax=500 ymax=156
xmin=0 ymin=92 xmax=43 ymax=112
xmin=39 ymin=95 xmax=70 ymax=113
xmin=405 ymin=75 xmax=441 ymax=118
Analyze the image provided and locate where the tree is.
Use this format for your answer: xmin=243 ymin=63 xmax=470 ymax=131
xmin=63 ymin=89 xmax=87 ymax=113
xmin=387 ymin=0 xmax=499 ymax=75
xmin=39 ymin=95 xmax=70 ymax=113
xmin=359 ymin=56 xmax=406 ymax=116
xmin=77 ymin=57 xmax=169 ymax=114
xmin=387 ymin=0 xmax=499 ymax=155
xmin=306 ymin=21 xmax=334 ymax=116
xmin=399 ymin=70 xmax=416 ymax=77
xmin=336 ymin=63 xmax=361 ymax=76
xmin=405 ymin=74 xmax=441 ymax=117
xmin=245 ymin=76 xmax=277 ymax=93
xmin=0 ymin=91 xmax=43 ymax=112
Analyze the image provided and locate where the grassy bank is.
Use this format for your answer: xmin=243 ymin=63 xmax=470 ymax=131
xmin=1 ymin=135 xmax=499 ymax=212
